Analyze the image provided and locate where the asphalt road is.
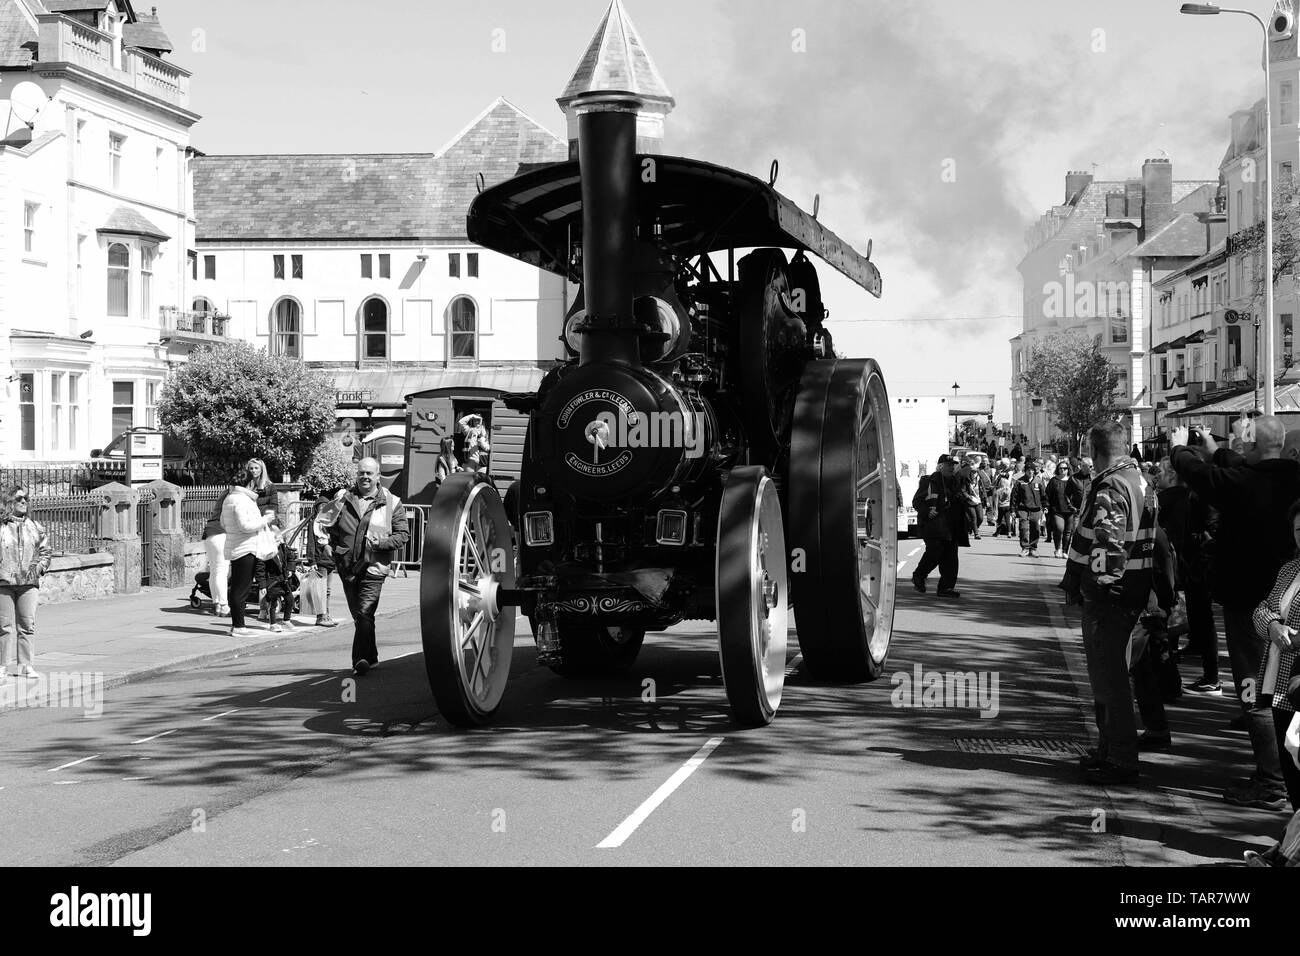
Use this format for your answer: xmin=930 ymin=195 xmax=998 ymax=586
xmin=0 ymin=533 xmax=1284 ymax=866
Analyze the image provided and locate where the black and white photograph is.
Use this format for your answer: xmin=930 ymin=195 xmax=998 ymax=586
xmin=0 ymin=0 xmax=1297 ymax=920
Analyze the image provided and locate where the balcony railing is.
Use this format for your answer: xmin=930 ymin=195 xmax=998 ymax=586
xmin=36 ymin=14 xmax=191 ymax=109
xmin=160 ymin=307 xmax=229 ymax=338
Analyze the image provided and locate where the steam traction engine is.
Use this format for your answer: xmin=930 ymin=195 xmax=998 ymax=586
xmin=420 ymin=96 xmax=897 ymax=727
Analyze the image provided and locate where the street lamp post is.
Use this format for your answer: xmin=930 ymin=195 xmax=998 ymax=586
xmin=951 ymin=382 xmax=960 ymax=445
xmin=1181 ymin=3 xmax=1279 ymax=414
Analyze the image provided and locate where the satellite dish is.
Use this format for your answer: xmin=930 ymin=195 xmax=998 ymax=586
xmin=9 ymin=82 xmax=49 ymax=128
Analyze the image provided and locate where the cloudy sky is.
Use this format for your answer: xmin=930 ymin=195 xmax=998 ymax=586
xmin=159 ymin=0 xmax=1274 ymax=421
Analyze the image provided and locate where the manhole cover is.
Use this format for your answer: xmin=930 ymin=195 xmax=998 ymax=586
xmin=954 ymin=737 xmax=1089 ymax=757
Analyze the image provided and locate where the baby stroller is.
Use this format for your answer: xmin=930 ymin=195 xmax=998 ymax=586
xmin=256 ymin=518 xmax=311 ymax=621
xmin=189 ymin=569 xmax=262 ymax=612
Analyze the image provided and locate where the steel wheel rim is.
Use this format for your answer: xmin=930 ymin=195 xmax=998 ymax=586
xmin=450 ymin=483 xmax=512 ymax=712
xmin=854 ymin=371 xmax=897 ymax=663
xmin=751 ymin=478 xmax=788 ymax=711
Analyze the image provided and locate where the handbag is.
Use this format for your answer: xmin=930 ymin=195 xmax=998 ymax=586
xmin=299 ymin=567 xmax=327 ymax=616
xmin=253 ymin=525 xmax=279 ymax=562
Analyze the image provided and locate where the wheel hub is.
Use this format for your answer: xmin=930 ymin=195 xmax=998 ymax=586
xmin=458 ymin=575 xmax=502 ymax=625
xmin=761 ymin=573 xmax=778 ymax=613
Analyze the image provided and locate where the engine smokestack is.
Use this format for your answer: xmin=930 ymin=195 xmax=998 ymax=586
xmin=576 ymin=95 xmax=642 ymax=367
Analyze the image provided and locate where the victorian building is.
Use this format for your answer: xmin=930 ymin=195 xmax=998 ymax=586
xmin=1012 ymin=162 xmax=1217 ymax=453
xmin=0 ymin=0 xmax=198 ymax=463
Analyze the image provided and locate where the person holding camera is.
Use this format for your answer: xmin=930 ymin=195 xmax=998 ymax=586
xmin=1170 ymin=418 xmax=1300 ymax=811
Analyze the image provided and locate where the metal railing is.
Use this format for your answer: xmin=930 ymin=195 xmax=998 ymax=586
xmin=180 ymin=485 xmax=230 ymax=541
xmin=27 ymin=493 xmax=100 ymax=556
xmin=160 ymin=307 xmax=229 ymax=337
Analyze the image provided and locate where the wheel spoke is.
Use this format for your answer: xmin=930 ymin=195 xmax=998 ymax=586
xmin=464 ymin=525 xmax=486 ymax=575
xmin=859 ymin=408 xmax=874 ymax=437
xmin=458 ymin=580 xmax=482 ymax=597
xmin=461 ymin=609 xmax=484 ymax=651
xmin=856 ymin=465 xmax=883 ymax=493
xmin=470 ymin=629 xmax=493 ymax=695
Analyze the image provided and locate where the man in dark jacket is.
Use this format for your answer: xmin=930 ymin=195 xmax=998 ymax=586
xmin=1169 ymin=418 xmax=1300 ymax=810
xmin=324 ymin=458 xmax=410 ymax=676
xmin=1011 ymin=460 xmax=1046 ymax=557
xmin=910 ymin=455 xmax=968 ymax=599
xmin=1155 ymin=469 xmax=1219 ymax=694
xmin=1061 ymin=420 xmax=1157 ymax=784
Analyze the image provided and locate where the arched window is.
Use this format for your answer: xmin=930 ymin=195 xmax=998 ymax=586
xmin=273 ymin=298 xmax=301 ymax=359
xmin=107 ymin=242 xmax=129 ymax=316
xmin=362 ymin=298 xmax=388 ymax=360
xmin=192 ymin=296 xmax=215 ymax=314
xmin=449 ymin=296 xmax=476 ymax=360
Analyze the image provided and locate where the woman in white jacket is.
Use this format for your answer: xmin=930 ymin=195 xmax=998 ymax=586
xmin=222 ymin=485 xmax=276 ymax=637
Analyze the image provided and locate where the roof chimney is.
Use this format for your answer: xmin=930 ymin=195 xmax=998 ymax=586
xmin=1199 ymin=211 xmax=1228 ymax=250
xmin=1065 ymin=170 xmax=1092 ymax=205
xmin=1141 ymin=158 xmax=1173 ymax=239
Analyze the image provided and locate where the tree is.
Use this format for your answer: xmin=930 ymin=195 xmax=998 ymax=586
xmin=1231 ymin=176 xmax=1300 ymax=377
xmin=1232 ymin=176 xmax=1300 ymax=292
xmin=158 ymin=342 xmax=337 ymax=483
xmin=1019 ymin=331 xmax=1121 ymax=453
xmin=299 ymin=436 xmax=356 ymax=500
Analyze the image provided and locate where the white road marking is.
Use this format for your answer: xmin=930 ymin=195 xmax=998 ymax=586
xmin=48 ymin=754 xmax=100 ymax=773
xmin=908 ymin=546 xmax=921 ymax=557
xmin=309 ymin=677 xmax=335 ymax=686
xmin=122 ymin=777 xmax=150 ymax=782
xmin=202 ymin=709 xmax=240 ymax=721
xmin=53 ymin=780 xmax=81 ymax=785
xmin=597 ymin=736 xmax=726 ymax=849
xmin=132 ymin=730 xmax=177 ymax=744
xmin=261 ymin=692 xmax=291 ymax=702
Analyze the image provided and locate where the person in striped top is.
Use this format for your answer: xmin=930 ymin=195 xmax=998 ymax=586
xmin=1060 ymin=420 xmax=1158 ymax=785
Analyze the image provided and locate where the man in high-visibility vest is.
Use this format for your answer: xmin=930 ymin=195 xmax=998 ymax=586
xmin=1061 ymin=419 xmax=1157 ymax=786
xmin=323 ymin=458 xmax=409 ymax=676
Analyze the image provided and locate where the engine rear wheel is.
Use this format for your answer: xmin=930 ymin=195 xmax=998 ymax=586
xmin=421 ymin=474 xmax=517 ymax=727
xmin=789 ymin=359 xmax=897 ymax=681
xmin=717 ymin=466 xmax=789 ymax=726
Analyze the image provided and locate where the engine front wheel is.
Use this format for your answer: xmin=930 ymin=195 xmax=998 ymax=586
xmin=420 ymin=474 xmax=517 ymax=727
xmin=717 ymin=466 xmax=789 ymax=726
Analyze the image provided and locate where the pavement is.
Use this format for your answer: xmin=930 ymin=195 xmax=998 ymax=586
xmin=4 ymin=571 xmax=421 ymax=695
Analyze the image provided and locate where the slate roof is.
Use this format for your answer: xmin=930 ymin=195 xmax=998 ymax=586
xmin=0 ymin=0 xmax=40 ymax=68
xmin=558 ymin=0 xmax=673 ymax=106
xmin=39 ymin=0 xmax=136 ymax=14
xmin=195 ymin=98 xmax=566 ymax=242
xmin=124 ymin=9 xmax=172 ymax=53
xmin=99 ymin=205 xmax=168 ymax=241
xmin=1128 ymin=212 xmax=1209 ymax=258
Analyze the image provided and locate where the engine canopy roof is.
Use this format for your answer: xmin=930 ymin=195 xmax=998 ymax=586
xmin=466 ymin=154 xmax=882 ymax=297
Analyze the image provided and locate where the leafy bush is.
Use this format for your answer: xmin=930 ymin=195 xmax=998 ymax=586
xmin=158 ymin=342 xmax=337 ymax=483
xmin=300 ymin=437 xmax=356 ymax=500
